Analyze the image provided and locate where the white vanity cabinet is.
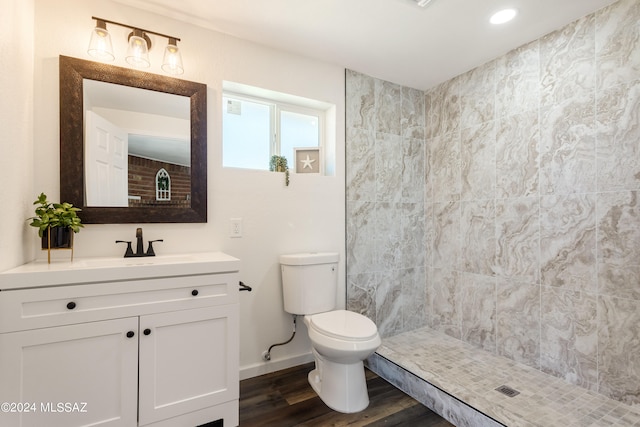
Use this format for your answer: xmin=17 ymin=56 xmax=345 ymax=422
xmin=0 ymin=252 xmax=240 ymax=427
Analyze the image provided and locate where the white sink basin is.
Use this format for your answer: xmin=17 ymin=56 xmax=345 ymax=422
xmin=78 ymin=254 xmax=197 ymax=268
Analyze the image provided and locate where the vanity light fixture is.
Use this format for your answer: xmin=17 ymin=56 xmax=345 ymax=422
xmin=126 ymin=29 xmax=151 ymax=68
xmin=87 ymin=16 xmax=184 ymax=75
xmin=87 ymin=19 xmax=114 ymax=61
xmin=162 ymin=38 xmax=184 ymax=75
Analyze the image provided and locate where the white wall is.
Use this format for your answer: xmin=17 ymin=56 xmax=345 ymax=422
xmin=31 ymin=0 xmax=346 ymax=378
xmin=0 ymin=0 xmax=35 ymax=271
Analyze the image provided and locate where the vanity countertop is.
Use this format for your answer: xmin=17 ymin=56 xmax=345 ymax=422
xmin=0 ymin=252 xmax=240 ymax=291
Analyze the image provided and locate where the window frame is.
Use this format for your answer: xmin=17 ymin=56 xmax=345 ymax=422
xmin=223 ymin=91 xmax=325 ymax=169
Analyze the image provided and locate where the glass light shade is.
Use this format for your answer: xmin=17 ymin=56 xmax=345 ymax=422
xmin=162 ymin=42 xmax=184 ymax=75
xmin=126 ymin=32 xmax=150 ymax=68
xmin=87 ymin=25 xmax=114 ymax=61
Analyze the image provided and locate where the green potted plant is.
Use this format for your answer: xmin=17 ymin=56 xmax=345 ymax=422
xmin=28 ymin=192 xmax=83 ymax=250
xmin=269 ymin=155 xmax=290 ymax=186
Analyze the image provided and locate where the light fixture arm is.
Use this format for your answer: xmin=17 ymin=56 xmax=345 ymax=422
xmin=95 ymin=19 xmax=108 ymax=31
xmin=91 ymin=16 xmax=181 ymax=44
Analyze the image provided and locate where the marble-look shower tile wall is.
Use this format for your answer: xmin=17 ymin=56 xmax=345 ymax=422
xmin=346 ymin=74 xmax=428 ymax=336
xmin=346 ymin=0 xmax=640 ymax=407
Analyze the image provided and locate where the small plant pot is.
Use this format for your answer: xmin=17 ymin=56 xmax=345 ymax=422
xmin=269 ymin=155 xmax=290 ymax=186
xmin=41 ymin=227 xmax=73 ymax=249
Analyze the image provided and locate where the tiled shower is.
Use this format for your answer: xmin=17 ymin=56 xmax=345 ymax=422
xmin=346 ymin=0 xmax=640 ymax=408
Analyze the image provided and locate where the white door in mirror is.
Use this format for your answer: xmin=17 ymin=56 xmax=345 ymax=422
xmin=85 ymin=111 xmax=129 ymax=207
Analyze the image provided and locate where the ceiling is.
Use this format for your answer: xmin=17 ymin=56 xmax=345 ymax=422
xmin=117 ymin=0 xmax=616 ymax=90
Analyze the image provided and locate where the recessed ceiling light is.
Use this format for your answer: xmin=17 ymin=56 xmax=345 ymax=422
xmin=490 ymin=8 xmax=517 ymax=25
xmin=415 ymin=0 xmax=434 ymax=7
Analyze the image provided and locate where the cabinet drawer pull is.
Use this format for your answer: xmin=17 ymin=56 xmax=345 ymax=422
xmin=66 ymin=302 xmax=76 ymax=310
xmin=126 ymin=331 xmax=135 ymax=338
xmin=143 ymin=328 xmax=151 ymax=336
xmin=191 ymin=289 xmax=199 ymax=296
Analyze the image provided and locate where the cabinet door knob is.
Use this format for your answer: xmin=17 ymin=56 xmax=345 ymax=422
xmin=66 ymin=302 xmax=76 ymax=310
xmin=143 ymin=328 xmax=151 ymax=335
xmin=126 ymin=331 xmax=135 ymax=338
xmin=191 ymin=289 xmax=199 ymax=296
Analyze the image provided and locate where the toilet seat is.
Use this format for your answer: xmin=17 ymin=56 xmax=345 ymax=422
xmin=307 ymin=310 xmax=378 ymax=341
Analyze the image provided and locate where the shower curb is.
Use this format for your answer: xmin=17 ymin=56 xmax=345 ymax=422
xmin=367 ymin=352 xmax=505 ymax=427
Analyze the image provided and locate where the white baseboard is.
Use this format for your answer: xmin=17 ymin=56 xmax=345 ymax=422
xmin=240 ymin=352 xmax=314 ymax=380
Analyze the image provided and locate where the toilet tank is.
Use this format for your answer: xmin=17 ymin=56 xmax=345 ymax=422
xmin=280 ymin=252 xmax=339 ymax=315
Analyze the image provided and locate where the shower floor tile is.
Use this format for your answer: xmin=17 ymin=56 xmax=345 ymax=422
xmin=372 ymin=327 xmax=640 ymax=426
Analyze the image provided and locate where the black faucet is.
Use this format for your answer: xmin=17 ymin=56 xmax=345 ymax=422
xmin=135 ymin=227 xmax=144 ymax=256
xmin=116 ymin=228 xmax=163 ymax=258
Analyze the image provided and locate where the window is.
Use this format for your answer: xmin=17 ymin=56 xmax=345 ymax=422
xmin=156 ymin=168 xmax=171 ymax=201
xmin=222 ymin=82 xmax=330 ymax=173
xmin=279 ymin=110 xmax=320 ymax=165
xmin=223 ymin=95 xmax=273 ymax=170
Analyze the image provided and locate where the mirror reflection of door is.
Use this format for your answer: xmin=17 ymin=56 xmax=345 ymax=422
xmin=85 ymin=111 xmax=129 ymax=207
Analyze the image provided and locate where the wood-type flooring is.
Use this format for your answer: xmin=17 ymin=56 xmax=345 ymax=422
xmin=239 ymin=362 xmax=454 ymax=427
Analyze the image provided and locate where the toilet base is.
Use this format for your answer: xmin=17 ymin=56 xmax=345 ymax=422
xmin=307 ymin=348 xmax=369 ymax=413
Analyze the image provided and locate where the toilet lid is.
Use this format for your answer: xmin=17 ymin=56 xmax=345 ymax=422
xmin=308 ymin=310 xmax=378 ymax=341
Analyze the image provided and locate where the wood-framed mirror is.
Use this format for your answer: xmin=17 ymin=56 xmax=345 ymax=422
xmin=59 ymin=55 xmax=207 ymax=223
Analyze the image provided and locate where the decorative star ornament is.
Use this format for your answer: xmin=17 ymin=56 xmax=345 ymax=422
xmin=301 ymin=155 xmax=316 ymax=170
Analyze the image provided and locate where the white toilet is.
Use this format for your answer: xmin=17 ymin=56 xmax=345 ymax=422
xmin=280 ymin=252 xmax=381 ymax=413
